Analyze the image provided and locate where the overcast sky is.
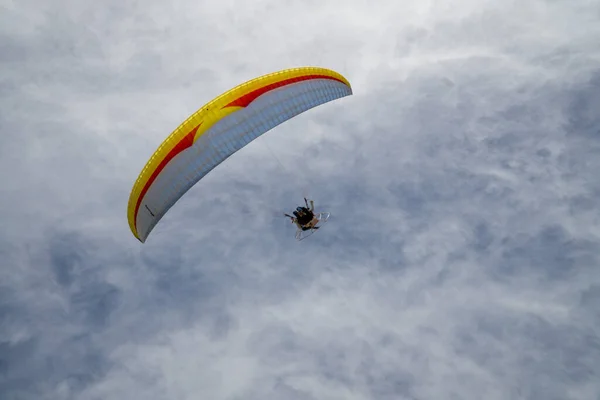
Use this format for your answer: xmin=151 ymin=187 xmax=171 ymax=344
xmin=2 ymin=0 xmax=600 ymax=399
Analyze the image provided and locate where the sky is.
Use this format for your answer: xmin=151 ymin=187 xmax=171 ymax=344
xmin=2 ymin=0 xmax=600 ymax=399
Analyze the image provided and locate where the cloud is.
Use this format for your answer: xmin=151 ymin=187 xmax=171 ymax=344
xmin=2 ymin=0 xmax=600 ymax=399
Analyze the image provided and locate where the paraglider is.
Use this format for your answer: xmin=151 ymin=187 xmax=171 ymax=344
xmin=288 ymin=198 xmax=317 ymax=230
xmin=127 ymin=66 xmax=352 ymax=243
xmin=285 ymin=198 xmax=330 ymax=241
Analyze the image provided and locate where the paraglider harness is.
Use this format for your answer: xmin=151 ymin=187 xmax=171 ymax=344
xmin=286 ymin=198 xmax=318 ymax=231
xmin=294 ymin=207 xmax=314 ymax=230
xmin=285 ymin=199 xmax=330 ymax=241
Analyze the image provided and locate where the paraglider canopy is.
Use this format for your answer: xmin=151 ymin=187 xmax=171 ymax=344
xmin=127 ymin=67 xmax=352 ymax=243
